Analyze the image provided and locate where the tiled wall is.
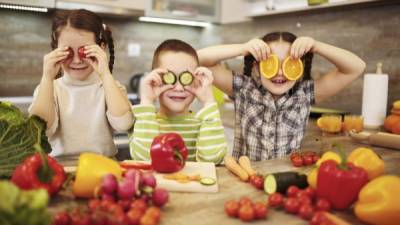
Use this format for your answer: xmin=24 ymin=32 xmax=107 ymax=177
xmin=1 ymin=3 xmax=399 ymax=113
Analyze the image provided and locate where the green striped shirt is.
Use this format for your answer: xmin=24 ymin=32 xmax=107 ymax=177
xmin=129 ymin=103 xmax=227 ymax=164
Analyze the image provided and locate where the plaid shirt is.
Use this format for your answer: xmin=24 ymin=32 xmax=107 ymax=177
xmin=231 ymin=74 xmax=315 ymax=160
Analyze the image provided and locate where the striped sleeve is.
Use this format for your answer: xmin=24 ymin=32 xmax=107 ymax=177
xmin=194 ymin=103 xmax=227 ymax=164
xmin=129 ymin=104 xmax=159 ymax=160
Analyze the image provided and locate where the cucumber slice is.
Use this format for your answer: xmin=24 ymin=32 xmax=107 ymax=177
xmin=179 ymin=71 xmax=194 ymax=86
xmin=199 ymin=177 xmax=216 ymax=185
xmin=264 ymin=172 xmax=307 ymax=194
xmin=162 ymin=71 xmax=177 ymax=85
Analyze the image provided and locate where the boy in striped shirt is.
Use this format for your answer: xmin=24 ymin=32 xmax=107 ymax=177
xmin=129 ymin=39 xmax=227 ymax=164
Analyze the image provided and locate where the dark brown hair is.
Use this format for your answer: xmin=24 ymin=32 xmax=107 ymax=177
xmin=243 ymin=32 xmax=313 ymax=81
xmin=51 ymin=9 xmax=115 ymax=72
xmin=152 ymin=39 xmax=199 ymax=69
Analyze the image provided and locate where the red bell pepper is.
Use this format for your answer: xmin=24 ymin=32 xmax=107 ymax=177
xmin=150 ymin=133 xmax=188 ymax=173
xmin=316 ymin=159 xmax=368 ymax=210
xmin=11 ymin=153 xmax=66 ymax=196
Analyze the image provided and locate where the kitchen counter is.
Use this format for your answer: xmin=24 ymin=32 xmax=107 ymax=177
xmin=49 ymin=117 xmax=400 ymax=225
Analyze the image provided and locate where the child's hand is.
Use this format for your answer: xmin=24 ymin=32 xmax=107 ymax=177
xmin=140 ymin=69 xmax=174 ymax=105
xmin=290 ymin=37 xmax=316 ymax=59
xmin=84 ymin=45 xmax=111 ymax=78
xmin=42 ymin=47 xmax=70 ymax=80
xmin=242 ymin=38 xmax=270 ymax=62
xmin=185 ymin=67 xmax=215 ymax=106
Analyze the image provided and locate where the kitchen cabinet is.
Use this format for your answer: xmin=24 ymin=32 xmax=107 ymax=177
xmin=55 ymin=0 xmax=145 ymax=16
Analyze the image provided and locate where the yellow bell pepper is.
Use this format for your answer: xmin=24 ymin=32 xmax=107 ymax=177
xmin=355 ymin=175 xmax=400 ymax=225
xmin=307 ymin=168 xmax=318 ymax=189
xmin=316 ymin=151 xmax=341 ymax=167
xmin=348 ymin=147 xmax=384 ymax=180
xmin=72 ymin=153 xmax=122 ymax=198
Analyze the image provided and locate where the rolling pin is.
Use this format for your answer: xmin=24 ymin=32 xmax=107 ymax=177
xmin=350 ymin=131 xmax=400 ymax=150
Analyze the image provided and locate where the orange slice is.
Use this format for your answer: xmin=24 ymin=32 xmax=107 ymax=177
xmin=259 ymin=54 xmax=279 ymax=79
xmin=283 ymin=57 xmax=303 ymax=81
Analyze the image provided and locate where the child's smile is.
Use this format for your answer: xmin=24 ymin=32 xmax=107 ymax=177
xmin=271 ymin=75 xmax=288 ymax=85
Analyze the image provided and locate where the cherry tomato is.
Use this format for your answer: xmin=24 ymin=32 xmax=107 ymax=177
xmin=298 ymin=204 xmax=314 ymax=220
xmin=88 ymin=199 xmax=101 ymax=212
xmin=297 ymin=195 xmax=312 ymax=206
xmin=146 ymin=207 xmax=161 ymax=223
xmin=239 ymin=196 xmax=253 ymax=207
xmin=224 ymin=200 xmax=240 ymax=218
xmin=127 ymin=208 xmax=144 ymax=225
xmin=310 ymin=211 xmax=329 ymax=225
xmin=130 ymin=199 xmax=148 ymax=213
xmin=78 ymin=46 xmax=86 ymax=59
xmin=304 ymin=187 xmax=316 ymax=200
xmin=312 ymin=155 xmax=320 ymax=163
xmin=303 ymin=155 xmax=314 ymax=166
xmin=249 ymin=175 xmax=264 ymax=190
xmin=287 ymin=185 xmax=300 ymax=197
xmin=296 ymin=190 xmax=309 ymax=199
xmin=291 ymin=156 xmax=304 ymax=167
xmin=303 ymin=151 xmax=316 ymax=157
xmin=290 ymin=152 xmax=301 ymax=160
xmin=315 ymin=198 xmax=332 ymax=212
xmin=268 ymin=193 xmax=284 ymax=208
xmin=238 ymin=204 xmax=255 ymax=222
xmin=253 ymin=202 xmax=268 ymax=219
xmin=284 ymin=197 xmax=300 ymax=214
xmin=52 ymin=211 xmax=70 ymax=225
xmin=140 ymin=214 xmax=157 ymax=225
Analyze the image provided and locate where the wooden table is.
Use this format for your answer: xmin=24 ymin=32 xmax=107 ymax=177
xmin=51 ymin=119 xmax=400 ymax=225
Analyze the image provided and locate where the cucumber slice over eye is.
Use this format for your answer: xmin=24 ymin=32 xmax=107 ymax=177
xmin=162 ymin=71 xmax=177 ymax=85
xmin=199 ymin=177 xmax=216 ymax=185
xmin=179 ymin=71 xmax=194 ymax=86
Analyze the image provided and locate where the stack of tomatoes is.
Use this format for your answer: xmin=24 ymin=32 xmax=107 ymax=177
xmin=224 ymin=197 xmax=268 ymax=222
xmin=290 ymin=151 xmax=320 ymax=167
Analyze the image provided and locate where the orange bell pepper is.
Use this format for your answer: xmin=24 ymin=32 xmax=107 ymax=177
xmin=347 ymin=147 xmax=384 ymax=180
xmin=72 ymin=153 xmax=122 ymax=198
xmin=355 ymin=175 xmax=400 ymax=225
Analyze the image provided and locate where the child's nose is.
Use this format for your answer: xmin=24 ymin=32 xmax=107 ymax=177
xmin=72 ymin=52 xmax=82 ymax=63
xmin=174 ymin=82 xmax=185 ymax=91
xmin=277 ymin=66 xmax=283 ymax=76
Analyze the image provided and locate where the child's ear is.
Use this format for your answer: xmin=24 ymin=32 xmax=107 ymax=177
xmin=100 ymin=42 xmax=106 ymax=50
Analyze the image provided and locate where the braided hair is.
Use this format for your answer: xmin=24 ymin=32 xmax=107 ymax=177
xmin=51 ymin=9 xmax=115 ymax=73
xmin=243 ymin=32 xmax=313 ymax=81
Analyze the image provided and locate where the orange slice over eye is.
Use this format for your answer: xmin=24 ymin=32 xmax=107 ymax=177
xmin=259 ymin=54 xmax=279 ymax=79
xmin=283 ymin=57 xmax=303 ymax=81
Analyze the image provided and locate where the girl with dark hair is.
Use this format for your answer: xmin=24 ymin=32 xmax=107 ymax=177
xmin=198 ymin=32 xmax=366 ymax=160
xmin=29 ymin=9 xmax=133 ymax=159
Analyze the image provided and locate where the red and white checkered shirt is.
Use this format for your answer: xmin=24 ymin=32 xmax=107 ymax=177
xmin=231 ymin=74 xmax=315 ymax=160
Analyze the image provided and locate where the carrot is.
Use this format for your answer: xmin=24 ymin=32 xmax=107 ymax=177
xmin=224 ymin=156 xmax=249 ymax=181
xmin=238 ymin=156 xmax=257 ymax=176
xmin=323 ymin=212 xmax=353 ymax=225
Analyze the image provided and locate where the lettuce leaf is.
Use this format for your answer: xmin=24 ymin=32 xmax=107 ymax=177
xmin=0 ymin=101 xmax=51 ymax=177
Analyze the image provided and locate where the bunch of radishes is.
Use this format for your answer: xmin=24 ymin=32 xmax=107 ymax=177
xmin=99 ymin=169 xmax=169 ymax=207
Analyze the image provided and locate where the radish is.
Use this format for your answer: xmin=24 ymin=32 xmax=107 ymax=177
xmin=102 ymin=192 xmax=115 ymax=202
xmin=118 ymin=179 xmax=136 ymax=200
xmin=125 ymin=169 xmax=143 ymax=185
xmin=142 ymin=173 xmax=157 ymax=188
xmin=101 ymin=174 xmax=118 ymax=195
xmin=152 ymin=188 xmax=169 ymax=207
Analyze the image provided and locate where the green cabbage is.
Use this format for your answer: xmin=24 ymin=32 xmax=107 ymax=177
xmin=0 ymin=101 xmax=51 ymax=177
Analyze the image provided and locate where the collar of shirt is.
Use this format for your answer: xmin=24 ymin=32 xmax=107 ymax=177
xmin=62 ymin=72 xmax=101 ymax=86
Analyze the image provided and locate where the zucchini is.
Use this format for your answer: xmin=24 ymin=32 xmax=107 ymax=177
xmin=162 ymin=71 xmax=177 ymax=85
xmin=264 ymin=172 xmax=307 ymax=194
xmin=179 ymin=71 xmax=193 ymax=86
xmin=199 ymin=177 xmax=216 ymax=185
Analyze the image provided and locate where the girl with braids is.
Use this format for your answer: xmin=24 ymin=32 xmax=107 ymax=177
xmin=198 ymin=32 xmax=366 ymax=160
xmin=29 ymin=9 xmax=133 ymax=159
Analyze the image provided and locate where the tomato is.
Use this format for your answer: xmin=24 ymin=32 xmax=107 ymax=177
xmin=291 ymin=156 xmax=304 ymax=167
xmin=224 ymin=200 xmax=240 ymax=218
xmin=239 ymin=196 xmax=253 ymax=207
xmin=78 ymin=46 xmax=86 ymax=59
xmin=249 ymin=175 xmax=264 ymax=190
xmin=296 ymin=190 xmax=309 ymax=199
xmin=310 ymin=211 xmax=329 ymax=225
xmin=304 ymin=187 xmax=316 ymax=200
xmin=290 ymin=152 xmax=301 ymax=160
xmin=130 ymin=199 xmax=148 ymax=212
xmin=315 ymin=198 xmax=331 ymax=212
xmin=286 ymin=185 xmax=300 ymax=198
xmin=140 ymin=214 xmax=157 ymax=225
xmin=303 ymin=155 xmax=314 ymax=166
xmin=284 ymin=197 xmax=300 ymax=214
xmin=88 ymin=199 xmax=101 ymax=212
xmin=253 ymin=202 xmax=268 ymax=219
xmin=127 ymin=208 xmax=144 ymax=225
xmin=298 ymin=204 xmax=314 ymax=220
xmin=118 ymin=199 xmax=132 ymax=212
xmin=238 ymin=205 xmax=255 ymax=222
xmin=297 ymin=195 xmax=312 ymax=206
xmin=146 ymin=207 xmax=161 ymax=223
xmin=312 ymin=155 xmax=320 ymax=163
xmin=268 ymin=193 xmax=284 ymax=207
xmin=303 ymin=151 xmax=316 ymax=157
xmin=52 ymin=211 xmax=70 ymax=225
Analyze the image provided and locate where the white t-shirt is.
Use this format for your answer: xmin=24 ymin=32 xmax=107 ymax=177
xmin=30 ymin=73 xmax=133 ymax=159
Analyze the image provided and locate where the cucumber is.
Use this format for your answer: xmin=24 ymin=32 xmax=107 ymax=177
xmin=264 ymin=172 xmax=307 ymax=194
xmin=179 ymin=71 xmax=193 ymax=86
xmin=162 ymin=71 xmax=177 ymax=85
xmin=199 ymin=177 xmax=216 ymax=185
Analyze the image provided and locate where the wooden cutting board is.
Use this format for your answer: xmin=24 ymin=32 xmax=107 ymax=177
xmin=123 ymin=161 xmax=219 ymax=193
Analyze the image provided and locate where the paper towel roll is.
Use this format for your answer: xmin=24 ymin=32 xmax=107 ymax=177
xmin=362 ymin=73 xmax=389 ymax=128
